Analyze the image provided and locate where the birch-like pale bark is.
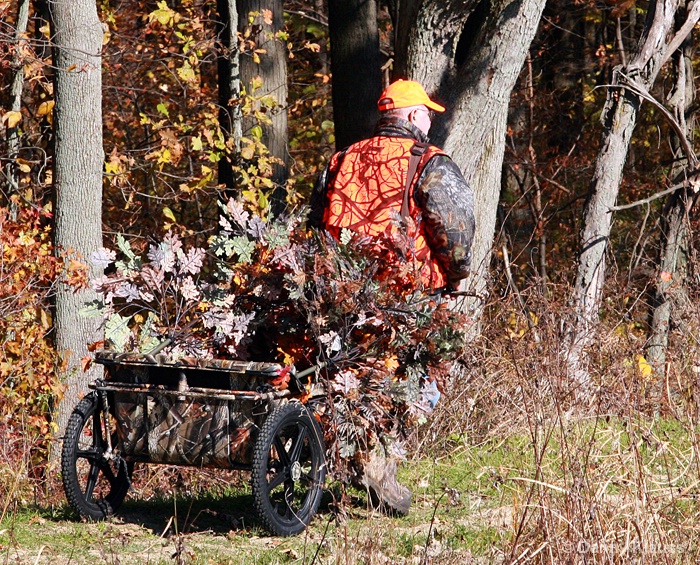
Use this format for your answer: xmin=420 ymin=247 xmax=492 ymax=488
xmin=4 ymin=0 xmax=31 ymax=209
xmin=567 ymin=0 xmax=700 ymax=386
xmin=237 ymin=0 xmax=288 ymax=190
xmin=646 ymin=30 xmax=697 ymax=383
xmin=217 ymin=0 xmax=241 ymax=189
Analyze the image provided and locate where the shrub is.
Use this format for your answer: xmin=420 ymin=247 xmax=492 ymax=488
xmin=90 ymin=198 xmax=472 ymax=484
xmin=0 ymin=203 xmax=85 ymax=507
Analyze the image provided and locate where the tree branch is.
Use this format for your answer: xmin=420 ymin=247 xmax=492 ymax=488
xmin=598 ymin=71 xmax=699 ymax=169
xmin=599 ymin=19 xmax=700 ymax=214
xmin=609 ymin=175 xmax=700 ymax=211
xmin=501 ymin=241 xmax=540 ymax=343
xmin=659 ymin=0 xmax=700 ymax=69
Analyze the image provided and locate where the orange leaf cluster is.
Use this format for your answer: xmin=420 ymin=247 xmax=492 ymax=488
xmin=0 ymin=206 xmax=67 ymax=439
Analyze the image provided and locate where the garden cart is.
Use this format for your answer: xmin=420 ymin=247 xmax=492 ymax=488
xmin=60 ymin=347 xmax=326 ymax=537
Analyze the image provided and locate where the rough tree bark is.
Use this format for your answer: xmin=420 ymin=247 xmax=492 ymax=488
xmin=392 ymin=0 xmax=477 ymax=91
xmin=566 ymin=0 xmax=700 ymax=387
xmin=327 ymin=0 xmax=382 ymax=149
xmin=237 ymin=0 xmax=288 ymax=192
xmin=396 ymin=0 xmax=547 ymax=317
xmin=646 ymin=25 xmax=697 ymax=383
xmin=49 ymin=0 xmax=105 ymax=443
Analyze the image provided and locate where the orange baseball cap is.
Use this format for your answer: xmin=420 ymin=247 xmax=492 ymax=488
xmin=377 ymin=79 xmax=446 ymax=113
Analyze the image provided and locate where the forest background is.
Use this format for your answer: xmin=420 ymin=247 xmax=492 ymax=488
xmin=4 ymin=0 xmax=700 ymax=563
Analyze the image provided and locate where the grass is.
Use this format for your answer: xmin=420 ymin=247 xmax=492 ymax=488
xmin=6 ymin=363 xmax=700 ymax=564
xmin=0 ymin=420 xmax=662 ymax=562
xmin=0 ymin=417 xmax=697 ymax=563
xmin=0 ymin=442 xmax=516 ymax=565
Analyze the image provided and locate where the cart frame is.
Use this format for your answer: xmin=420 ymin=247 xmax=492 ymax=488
xmin=61 ymin=349 xmax=327 ymax=536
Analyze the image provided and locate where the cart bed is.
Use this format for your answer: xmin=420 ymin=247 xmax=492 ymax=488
xmin=95 ymin=351 xmax=295 ymax=469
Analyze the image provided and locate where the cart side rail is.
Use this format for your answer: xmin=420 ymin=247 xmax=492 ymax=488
xmin=95 ymin=350 xmax=284 ymax=377
xmin=90 ymin=380 xmax=292 ymax=402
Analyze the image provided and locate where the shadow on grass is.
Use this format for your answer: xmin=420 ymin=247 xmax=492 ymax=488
xmin=51 ymin=485 xmax=354 ymax=538
xmin=116 ymin=491 xmax=259 ymax=536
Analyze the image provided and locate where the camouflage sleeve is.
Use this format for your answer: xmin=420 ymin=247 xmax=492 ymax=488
xmin=413 ymin=155 xmax=475 ymax=286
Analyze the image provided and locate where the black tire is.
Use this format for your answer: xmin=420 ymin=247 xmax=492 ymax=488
xmin=61 ymin=392 xmax=130 ymax=520
xmin=251 ymin=402 xmax=326 ymax=536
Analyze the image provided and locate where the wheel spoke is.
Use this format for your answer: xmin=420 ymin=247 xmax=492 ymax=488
xmin=273 ymin=498 xmax=293 ymax=520
xmin=85 ymin=462 xmax=101 ymax=501
xmin=273 ymin=435 xmax=291 ymax=466
xmin=91 ymin=414 xmax=104 ymax=446
xmin=100 ymin=461 xmax=118 ymax=487
xmin=288 ymin=426 xmax=308 ymax=463
xmin=266 ymin=469 xmax=288 ymax=493
xmin=284 ymin=481 xmax=296 ymax=514
xmin=77 ymin=448 xmax=101 ymax=462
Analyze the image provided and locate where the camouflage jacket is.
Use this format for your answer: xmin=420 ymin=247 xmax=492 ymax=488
xmin=310 ymin=116 xmax=475 ymax=288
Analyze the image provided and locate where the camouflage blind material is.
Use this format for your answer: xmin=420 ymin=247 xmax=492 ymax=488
xmin=95 ymin=352 xmax=291 ymax=469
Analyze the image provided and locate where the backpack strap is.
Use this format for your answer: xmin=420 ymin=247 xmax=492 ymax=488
xmin=309 ymin=147 xmax=350 ymax=229
xmin=329 ymin=146 xmax=350 ymax=185
xmin=401 ymin=141 xmax=431 ymax=221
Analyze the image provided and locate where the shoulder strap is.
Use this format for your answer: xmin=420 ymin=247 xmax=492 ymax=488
xmin=329 ymin=146 xmax=349 ymax=184
xmin=401 ymin=141 xmax=431 ymax=221
xmin=309 ymin=146 xmax=350 ymax=229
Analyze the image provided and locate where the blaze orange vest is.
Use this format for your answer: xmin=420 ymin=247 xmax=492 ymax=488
xmin=322 ymin=136 xmax=447 ymax=288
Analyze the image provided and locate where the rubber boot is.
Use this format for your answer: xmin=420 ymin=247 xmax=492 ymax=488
xmin=362 ymin=450 xmax=412 ymax=516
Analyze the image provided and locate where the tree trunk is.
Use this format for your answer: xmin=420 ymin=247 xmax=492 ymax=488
xmin=647 ymin=191 xmax=697 ymax=378
xmin=566 ymin=85 xmax=640 ymax=385
xmin=401 ymin=0 xmax=547 ymax=317
xmin=237 ymin=0 xmax=288 ymax=193
xmin=4 ymin=0 xmax=31 ymax=212
xmin=217 ymin=0 xmax=242 ymax=189
xmin=647 ymin=28 xmax=697 ymax=383
xmin=389 ymin=0 xmax=421 ymax=81
xmin=566 ymin=0 xmax=700 ymax=386
xmin=327 ymin=0 xmax=382 ymax=149
xmin=394 ymin=0 xmax=477 ymax=90
xmin=50 ymin=0 xmax=105 ymax=444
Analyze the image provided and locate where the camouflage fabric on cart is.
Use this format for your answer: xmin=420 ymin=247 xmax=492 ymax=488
xmin=96 ymin=350 xmax=283 ymax=377
xmin=108 ymin=365 xmax=272 ymax=468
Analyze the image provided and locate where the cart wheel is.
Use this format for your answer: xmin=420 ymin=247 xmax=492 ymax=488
xmin=61 ymin=392 xmax=130 ymax=520
xmin=251 ymin=402 xmax=326 ymax=536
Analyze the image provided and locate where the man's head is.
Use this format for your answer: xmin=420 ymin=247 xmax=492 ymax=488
xmin=377 ymin=79 xmax=445 ymax=135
